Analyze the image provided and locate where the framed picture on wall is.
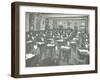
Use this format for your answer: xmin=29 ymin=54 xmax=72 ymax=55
xmin=11 ymin=2 xmax=98 ymax=78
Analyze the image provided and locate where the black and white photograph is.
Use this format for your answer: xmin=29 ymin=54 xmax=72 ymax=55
xmin=25 ymin=13 xmax=90 ymax=67
xmin=11 ymin=2 xmax=97 ymax=78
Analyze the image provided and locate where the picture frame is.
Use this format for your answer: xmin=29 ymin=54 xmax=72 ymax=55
xmin=11 ymin=2 xmax=98 ymax=78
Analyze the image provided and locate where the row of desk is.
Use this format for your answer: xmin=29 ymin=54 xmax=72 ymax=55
xmin=26 ymin=30 xmax=89 ymax=67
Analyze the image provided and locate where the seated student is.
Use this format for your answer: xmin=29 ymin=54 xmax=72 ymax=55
xmin=26 ymin=32 xmax=31 ymax=41
xmin=33 ymin=44 xmax=40 ymax=55
xmin=34 ymin=34 xmax=42 ymax=42
xmin=67 ymin=27 xmax=73 ymax=34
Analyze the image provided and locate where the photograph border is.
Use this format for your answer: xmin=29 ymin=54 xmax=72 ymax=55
xmin=11 ymin=2 xmax=98 ymax=78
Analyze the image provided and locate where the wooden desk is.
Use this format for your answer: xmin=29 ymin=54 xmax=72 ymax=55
xmin=46 ymin=44 xmax=55 ymax=58
xmin=56 ymin=39 xmax=64 ymax=46
xmin=26 ymin=40 xmax=34 ymax=53
xmin=77 ymin=49 xmax=89 ymax=64
xmin=60 ymin=46 xmax=71 ymax=64
xmin=36 ymin=42 xmax=45 ymax=61
xmin=26 ymin=40 xmax=33 ymax=44
xmin=26 ymin=53 xmax=35 ymax=60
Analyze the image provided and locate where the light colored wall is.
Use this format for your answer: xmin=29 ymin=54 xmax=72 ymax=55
xmin=26 ymin=13 xmax=88 ymax=31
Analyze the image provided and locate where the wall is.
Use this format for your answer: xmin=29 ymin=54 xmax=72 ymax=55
xmin=0 ymin=0 xmax=100 ymax=80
